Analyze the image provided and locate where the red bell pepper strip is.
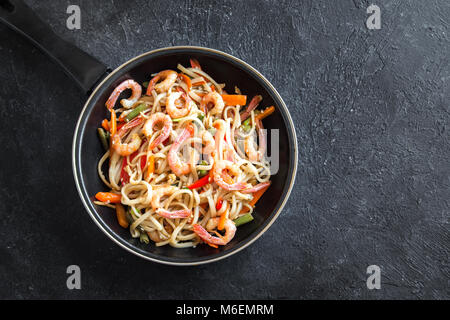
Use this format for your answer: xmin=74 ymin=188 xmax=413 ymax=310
xmin=120 ymin=149 xmax=147 ymax=185
xmin=216 ymin=197 xmax=223 ymax=211
xmin=117 ymin=122 xmax=125 ymax=131
xmin=187 ymin=173 xmax=210 ymax=190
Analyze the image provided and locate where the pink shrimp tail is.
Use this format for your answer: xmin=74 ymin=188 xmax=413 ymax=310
xmin=241 ymin=181 xmax=271 ymax=193
xmin=106 ymin=79 xmax=142 ymax=110
xmin=193 ymin=221 xmax=236 ymax=246
xmin=170 ymin=124 xmax=194 ymax=150
xmin=150 ymin=135 xmax=167 ymax=150
xmin=156 ymin=208 xmax=192 ymax=219
xmin=193 ymin=224 xmax=212 ymax=242
xmin=218 ymin=181 xmax=248 ymax=191
xmin=146 ymin=74 xmax=160 ymax=95
xmin=144 ymin=113 xmax=172 ymax=150
xmin=167 ymin=124 xmax=195 ymax=176
xmin=118 ymin=117 xmax=143 ymax=137
xmin=214 ymin=177 xmax=248 ymax=191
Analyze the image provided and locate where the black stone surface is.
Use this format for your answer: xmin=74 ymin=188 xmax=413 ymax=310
xmin=0 ymin=0 xmax=448 ymax=299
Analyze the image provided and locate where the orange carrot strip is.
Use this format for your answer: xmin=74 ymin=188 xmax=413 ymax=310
xmin=101 ymin=119 xmax=110 ymax=131
xmin=218 ymin=203 xmax=229 ymax=231
xmin=221 ymin=94 xmax=247 ymax=106
xmin=110 ymin=109 xmax=117 ymax=136
xmin=178 ymin=73 xmax=192 ymax=91
xmin=255 ymin=106 xmax=275 ymax=121
xmin=115 ymin=203 xmax=129 ymax=228
xmin=241 ymin=184 xmax=270 ymax=213
xmin=95 ymin=192 xmax=122 ymax=203
xmin=192 ymin=79 xmax=206 ymax=86
xmin=147 ymin=155 xmax=155 ymax=177
xmin=207 ymin=242 xmax=218 ymax=249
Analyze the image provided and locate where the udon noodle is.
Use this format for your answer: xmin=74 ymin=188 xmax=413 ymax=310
xmin=94 ymin=59 xmax=275 ymax=248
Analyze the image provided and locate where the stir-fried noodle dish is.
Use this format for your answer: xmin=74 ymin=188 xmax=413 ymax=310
xmin=94 ymin=59 xmax=275 ymax=248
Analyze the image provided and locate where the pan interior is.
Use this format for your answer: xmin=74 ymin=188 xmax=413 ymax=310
xmin=75 ymin=47 xmax=295 ymax=264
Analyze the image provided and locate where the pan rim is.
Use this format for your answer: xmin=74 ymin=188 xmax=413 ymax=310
xmin=72 ymin=45 xmax=298 ymax=266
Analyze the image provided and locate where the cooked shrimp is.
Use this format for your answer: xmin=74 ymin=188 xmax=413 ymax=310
xmin=213 ymin=160 xmax=248 ymax=191
xmin=212 ymin=120 xmax=236 ymax=161
xmin=200 ymin=92 xmax=225 ymax=115
xmin=146 ymin=70 xmax=178 ymax=94
xmin=242 ymin=181 xmax=271 ymax=193
xmin=111 ymin=133 xmax=142 ymax=156
xmin=156 ymin=208 xmax=192 ymax=219
xmin=167 ymin=124 xmax=195 ymax=176
xmin=193 ymin=218 xmax=236 ymax=246
xmin=119 ymin=117 xmax=143 ymax=134
xmin=244 ymin=118 xmax=266 ymax=161
xmin=201 ymin=130 xmax=215 ymax=155
xmin=106 ymin=79 xmax=142 ymax=109
xmin=166 ymin=91 xmax=192 ymax=119
xmin=151 ymin=186 xmax=178 ymax=211
xmin=143 ymin=112 xmax=172 ymax=149
xmin=206 ymin=218 xmax=219 ymax=231
xmin=224 ymin=145 xmax=236 ymax=162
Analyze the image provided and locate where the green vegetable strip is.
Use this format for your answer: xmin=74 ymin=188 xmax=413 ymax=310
xmin=126 ymin=103 xmax=147 ymax=122
xmin=233 ymin=213 xmax=254 ymax=227
xmin=241 ymin=118 xmax=251 ymax=131
xmin=125 ymin=209 xmax=134 ymax=224
xmin=130 ymin=207 xmax=140 ymax=217
xmin=197 ymin=160 xmax=208 ymax=177
xmin=97 ymin=128 xmax=109 ymax=151
xmin=173 ymin=112 xmax=205 ymax=123
xmin=139 ymin=232 xmax=150 ymax=244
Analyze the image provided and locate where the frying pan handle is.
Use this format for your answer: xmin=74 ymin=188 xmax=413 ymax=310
xmin=0 ymin=0 xmax=109 ymax=94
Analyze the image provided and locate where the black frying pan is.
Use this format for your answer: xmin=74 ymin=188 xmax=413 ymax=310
xmin=1 ymin=0 xmax=298 ymax=265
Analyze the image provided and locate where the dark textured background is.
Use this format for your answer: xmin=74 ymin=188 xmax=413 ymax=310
xmin=0 ymin=0 xmax=448 ymax=299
